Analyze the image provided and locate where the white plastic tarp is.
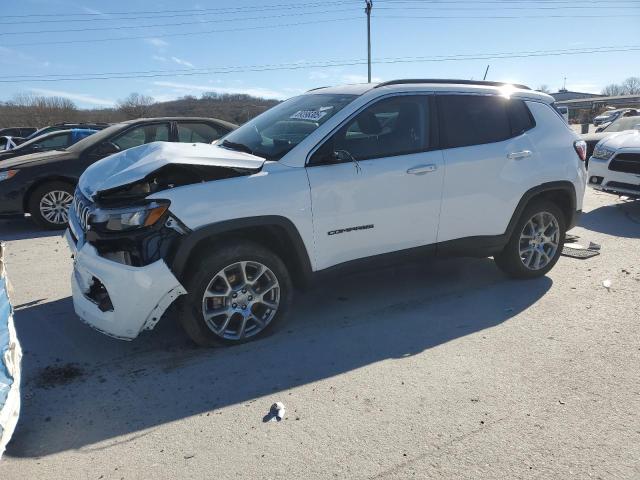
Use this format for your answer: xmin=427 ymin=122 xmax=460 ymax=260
xmin=0 ymin=243 xmax=21 ymax=459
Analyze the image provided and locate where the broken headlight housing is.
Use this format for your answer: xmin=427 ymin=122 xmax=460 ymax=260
xmin=592 ymin=144 xmax=616 ymax=161
xmin=92 ymin=201 xmax=170 ymax=232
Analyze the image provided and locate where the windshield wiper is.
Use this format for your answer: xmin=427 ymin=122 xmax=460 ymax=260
xmin=221 ymin=140 xmax=255 ymax=155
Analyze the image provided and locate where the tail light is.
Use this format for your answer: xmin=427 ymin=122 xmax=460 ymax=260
xmin=574 ymin=140 xmax=587 ymax=162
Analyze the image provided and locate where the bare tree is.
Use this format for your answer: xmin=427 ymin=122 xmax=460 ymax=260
xmin=621 ymin=76 xmax=640 ymax=95
xmin=5 ymin=93 xmax=77 ymax=127
xmin=117 ymin=92 xmax=155 ymax=119
xmin=536 ymin=85 xmax=551 ymax=94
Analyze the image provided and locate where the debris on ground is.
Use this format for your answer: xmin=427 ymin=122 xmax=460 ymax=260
xmin=602 ymin=279 xmax=612 ymax=291
xmin=35 ymin=363 xmax=84 ymax=389
xmin=263 ymin=402 xmax=286 ymax=422
xmin=562 ymin=241 xmax=601 ymax=259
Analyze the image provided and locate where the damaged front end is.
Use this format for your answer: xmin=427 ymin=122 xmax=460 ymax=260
xmin=67 ymin=142 xmax=264 ymax=340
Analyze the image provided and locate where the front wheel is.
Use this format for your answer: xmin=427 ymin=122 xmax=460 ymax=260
xmin=177 ymin=241 xmax=293 ymax=347
xmin=494 ymin=200 xmax=566 ymax=279
xmin=28 ymin=181 xmax=74 ymax=230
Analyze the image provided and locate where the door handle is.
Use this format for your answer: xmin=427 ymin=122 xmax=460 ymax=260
xmin=507 ymin=150 xmax=532 ymax=160
xmin=407 ymin=164 xmax=437 ymax=175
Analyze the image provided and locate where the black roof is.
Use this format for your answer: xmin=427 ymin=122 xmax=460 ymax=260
xmin=375 ymin=79 xmax=531 ymax=90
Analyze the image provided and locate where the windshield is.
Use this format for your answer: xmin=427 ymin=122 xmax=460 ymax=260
xmin=220 ymin=93 xmax=357 ymax=160
xmin=603 ymin=116 xmax=640 ymax=132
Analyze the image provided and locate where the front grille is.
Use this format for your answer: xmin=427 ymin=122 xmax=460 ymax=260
xmin=605 ymin=181 xmax=640 ymax=193
xmin=609 ymin=153 xmax=640 ymax=174
xmin=72 ymin=190 xmax=93 ymax=232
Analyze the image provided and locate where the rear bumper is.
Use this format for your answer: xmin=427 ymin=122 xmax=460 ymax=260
xmin=66 ymin=230 xmax=186 ymax=340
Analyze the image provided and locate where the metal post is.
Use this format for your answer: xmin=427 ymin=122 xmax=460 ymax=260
xmin=365 ymin=1 xmax=373 ymax=83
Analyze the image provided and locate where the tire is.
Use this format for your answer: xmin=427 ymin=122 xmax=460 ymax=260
xmin=177 ymin=240 xmax=293 ymax=347
xmin=28 ymin=181 xmax=75 ymax=230
xmin=494 ymin=200 xmax=566 ymax=279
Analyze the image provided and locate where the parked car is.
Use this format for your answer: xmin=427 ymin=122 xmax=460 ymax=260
xmin=582 ymin=114 xmax=640 ymax=161
xmin=0 ymin=127 xmax=37 ymax=138
xmin=593 ymin=108 xmax=638 ymax=127
xmin=0 ymin=117 xmax=236 ymax=229
xmin=12 ymin=122 xmax=110 ymax=146
xmin=64 ymin=80 xmax=586 ymax=346
xmin=0 ymin=129 xmax=97 ymax=162
xmin=588 ymin=129 xmax=640 ymax=198
xmin=0 ymin=137 xmax=18 ymax=151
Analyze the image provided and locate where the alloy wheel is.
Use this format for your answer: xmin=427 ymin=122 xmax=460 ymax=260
xmin=518 ymin=211 xmax=560 ymax=270
xmin=39 ymin=190 xmax=73 ymax=225
xmin=201 ymin=261 xmax=280 ymax=340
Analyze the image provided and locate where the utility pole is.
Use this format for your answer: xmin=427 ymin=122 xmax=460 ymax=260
xmin=483 ymin=65 xmax=490 ymax=81
xmin=365 ymin=0 xmax=373 ymax=83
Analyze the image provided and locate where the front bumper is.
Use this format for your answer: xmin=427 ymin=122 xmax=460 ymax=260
xmin=66 ymin=229 xmax=186 ymax=340
xmin=587 ymin=157 xmax=640 ymax=197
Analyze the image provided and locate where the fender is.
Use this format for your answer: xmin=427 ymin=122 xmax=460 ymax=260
xmin=169 ymin=215 xmax=313 ymax=285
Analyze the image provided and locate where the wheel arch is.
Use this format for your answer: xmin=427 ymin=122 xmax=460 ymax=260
xmin=170 ymin=216 xmax=314 ymax=289
xmin=506 ymin=181 xmax=577 ymax=238
xmin=23 ymin=175 xmax=77 ymax=213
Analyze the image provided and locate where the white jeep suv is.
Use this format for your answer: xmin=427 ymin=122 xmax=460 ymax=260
xmin=66 ymin=79 xmax=587 ymax=346
xmin=587 ymin=129 xmax=640 ymax=198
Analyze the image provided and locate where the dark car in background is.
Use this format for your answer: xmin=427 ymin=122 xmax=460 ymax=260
xmin=13 ymin=122 xmax=110 ymax=145
xmin=582 ymin=114 xmax=640 ymax=163
xmin=0 ymin=129 xmax=97 ymax=162
xmin=0 ymin=117 xmax=236 ymax=229
xmin=0 ymin=127 xmax=37 ymax=138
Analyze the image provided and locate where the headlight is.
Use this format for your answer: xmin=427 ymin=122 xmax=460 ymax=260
xmin=592 ymin=144 xmax=616 ymax=161
xmin=92 ymin=201 xmax=169 ymax=232
xmin=0 ymin=170 xmax=18 ymax=182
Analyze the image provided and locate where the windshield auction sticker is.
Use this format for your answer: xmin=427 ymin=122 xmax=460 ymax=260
xmin=290 ymin=110 xmax=328 ymax=121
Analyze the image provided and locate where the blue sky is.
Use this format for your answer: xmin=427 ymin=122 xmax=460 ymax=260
xmin=1 ymin=0 xmax=639 ymax=108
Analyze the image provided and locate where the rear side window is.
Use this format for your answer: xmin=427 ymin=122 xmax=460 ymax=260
xmin=177 ymin=122 xmax=225 ymax=143
xmin=438 ymin=95 xmax=511 ymax=148
xmin=508 ymin=100 xmax=535 ymax=136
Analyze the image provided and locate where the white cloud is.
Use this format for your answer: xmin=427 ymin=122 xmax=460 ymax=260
xmin=566 ymin=83 xmax=601 ymax=94
xmin=152 ymin=81 xmax=289 ymax=100
xmin=341 ymin=74 xmax=382 ymax=84
xmin=145 ymin=38 xmax=169 ymax=48
xmin=308 ymin=71 xmax=330 ymax=80
xmin=152 ymin=55 xmax=167 ymax=62
xmin=171 ymin=56 xmax=194 ymax=68
xmin=30 ymin=88 xmax=115 ymax=107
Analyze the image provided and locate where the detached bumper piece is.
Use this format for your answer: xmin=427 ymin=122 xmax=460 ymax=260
xmin=66 ymin=231 xmax=186 ymax=340
xmin=0 ymin=243 xmax=22 ymax=459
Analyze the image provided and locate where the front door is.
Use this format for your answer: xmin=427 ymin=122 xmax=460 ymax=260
xmin=306 ymin=94 xmax=444 ymax=270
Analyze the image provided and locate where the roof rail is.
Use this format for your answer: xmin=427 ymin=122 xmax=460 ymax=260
xmin=306 ymin=85 xmax=330 ymax=92
xmin=375 ymin=79 xmax=531 ymax=90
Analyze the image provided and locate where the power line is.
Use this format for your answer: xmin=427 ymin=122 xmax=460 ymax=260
xmin=0 ymin=8 xmax=361 ymax=36
xmin=1 ymin=45 xmax=637 ymax=83
xmin=4 ymin=17 xmax=362 ymax=47
xmin=376 ymin=13 xmax=640 ymax=19
xmin=0 ymin=1 xmax=359 ymax=25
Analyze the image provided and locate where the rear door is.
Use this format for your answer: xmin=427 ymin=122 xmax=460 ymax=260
xmin=306 ymin=94 xmax=444 ymax=270
xmin=436 ymin=94 xmax=538 ymax=242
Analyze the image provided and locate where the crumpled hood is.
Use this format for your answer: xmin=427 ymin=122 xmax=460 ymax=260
xmin=79 ymin=141 xmax=266 ymax=199
xmin=598 ymin=129 xmax=640 ymax=150
xmin=0 ymin=149 xmax=71 ymax=170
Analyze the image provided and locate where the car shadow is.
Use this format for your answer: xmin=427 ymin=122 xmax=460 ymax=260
xmin=579 ymin=198 xmax=640 ymax=238
xmin=0 ymin=217 xmax=63 ymax=241
xmin=6 ymin=257 xmax=552 ymax=458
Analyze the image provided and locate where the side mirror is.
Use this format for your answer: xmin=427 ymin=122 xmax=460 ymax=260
xmin=332 ymin=150 xmax=353 ymax=162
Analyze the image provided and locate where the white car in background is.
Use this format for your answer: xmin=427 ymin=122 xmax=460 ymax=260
xmin=588 ymin=130 xmax=640 ymax=198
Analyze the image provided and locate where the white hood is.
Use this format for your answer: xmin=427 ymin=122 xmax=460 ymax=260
xmin=79 ymin=141 xmax=265 ymax=199
xmin=598 ymin=129 xmax=640 ymax=151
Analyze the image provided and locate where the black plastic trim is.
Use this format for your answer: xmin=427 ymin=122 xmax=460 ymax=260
xmin=170 ymin=216 xmax=313 ymax=284
xmin=375 ymin=79 xmax=531 ymax=90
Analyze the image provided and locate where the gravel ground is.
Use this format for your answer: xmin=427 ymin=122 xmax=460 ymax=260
xmin=0 ymin=188 xmax=638 ymax=479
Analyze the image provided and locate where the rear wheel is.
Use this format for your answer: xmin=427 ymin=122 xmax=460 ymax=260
xmin=177 ymin=240 xmax=293 ymax=347
xmin=494 ymin=200 xmax=566 ymax=279
xmin=28 ymin=181 xmax=74 ymax=230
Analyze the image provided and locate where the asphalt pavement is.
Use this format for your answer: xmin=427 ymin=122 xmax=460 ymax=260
xmin=0 ymin=188 xmax=638 ymax=479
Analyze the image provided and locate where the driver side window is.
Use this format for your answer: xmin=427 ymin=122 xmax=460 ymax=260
xmin=112 ymin=123 xmax=170 ymax=150
xmin=312 ymin=95 xmax=430 ymax=164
